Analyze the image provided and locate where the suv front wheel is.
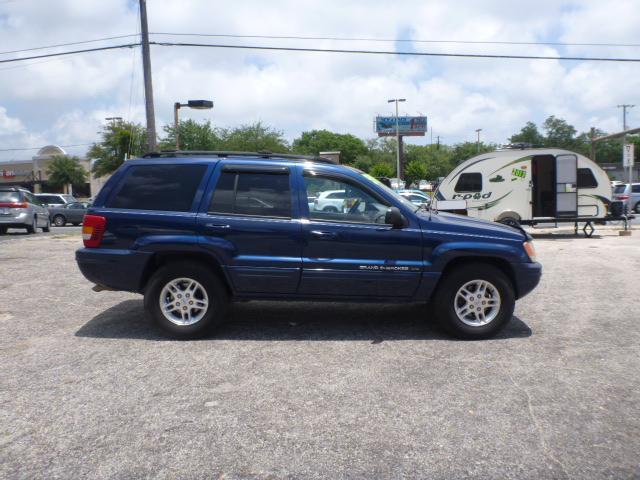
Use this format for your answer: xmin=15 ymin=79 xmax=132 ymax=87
xmin=144 ymin=261 xmax=229 ymax=339
xmin=433 ymin=264 xmax=515 ymax=339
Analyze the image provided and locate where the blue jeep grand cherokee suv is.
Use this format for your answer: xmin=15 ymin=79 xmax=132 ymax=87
xmin=76 ymin=151 xmax=541 ymax=339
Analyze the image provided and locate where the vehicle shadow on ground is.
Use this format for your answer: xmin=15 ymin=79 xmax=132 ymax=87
xmin=75 ymin=299 xmax=532 ymax=342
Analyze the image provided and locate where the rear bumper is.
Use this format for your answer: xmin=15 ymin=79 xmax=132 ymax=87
xmin=76 ymin=248 xmax=153 ymax=293
xmin=512 ymin=262 xmax=542 ymax=299
xmin=0 ymin=212 xmax=29 ymax=226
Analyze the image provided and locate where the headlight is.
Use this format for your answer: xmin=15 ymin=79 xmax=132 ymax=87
xmin=523 ymin=241 xmax=537 ymax=262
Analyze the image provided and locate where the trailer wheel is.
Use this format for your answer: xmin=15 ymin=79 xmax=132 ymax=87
xmin=498 ymin=217 xmax=520 ymax=228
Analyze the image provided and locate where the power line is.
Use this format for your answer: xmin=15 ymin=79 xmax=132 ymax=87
xmin=0 ymin=143 xmax=93 ymax=152
xmin=151 ymin=31 xmax=640 ymax=49
xmin=151 ymin=41 xmax=640 ymax=62
xmin=0 ymin=34 xmax=139 ymax=56
xmin=0 ymin=43 xmax=140 ymax=64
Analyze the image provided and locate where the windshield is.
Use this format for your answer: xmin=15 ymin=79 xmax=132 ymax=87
xmin=0 ymin=191 xmax=21 ymax=203
xmin=360 ymin=172 xmax=421 ymax=211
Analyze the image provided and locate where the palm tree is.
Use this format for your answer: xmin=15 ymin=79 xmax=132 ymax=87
xmin=46 ymin=155 xmax=87 ymax=194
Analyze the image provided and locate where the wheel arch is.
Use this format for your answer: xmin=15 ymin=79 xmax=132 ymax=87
xmin=139 ymin=251 xmax=232 ymax=295
xmin=436 ymin=256 xmax=518 ymax=299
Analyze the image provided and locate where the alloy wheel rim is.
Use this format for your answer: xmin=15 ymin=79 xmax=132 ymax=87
xmin=454 ymin=280 xmax=501 ymax=327
xmin=159 ymin=277 xmax=209 ymax=326
xmin=54 ymin=217 xmax=64 ymax=226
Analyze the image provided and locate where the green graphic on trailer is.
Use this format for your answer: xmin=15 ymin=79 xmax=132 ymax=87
xmin=467 ymin=191 xmax=513 ymax=211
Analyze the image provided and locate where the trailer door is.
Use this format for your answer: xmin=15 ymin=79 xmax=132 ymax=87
xmin=555 ymin=154 xmax=578 ymax=218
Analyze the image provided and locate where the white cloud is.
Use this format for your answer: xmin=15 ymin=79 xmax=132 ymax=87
xmin=0 ymin=0 xmax=639 ymax=161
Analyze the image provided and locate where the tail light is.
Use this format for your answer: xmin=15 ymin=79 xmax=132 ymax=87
xmin=82 ymin=215 xmax=106 ymax=248
xmin=617 ymin=195 xmax=630 ymax=201
xmin=0 ymin=202 xmax=29 ymax=209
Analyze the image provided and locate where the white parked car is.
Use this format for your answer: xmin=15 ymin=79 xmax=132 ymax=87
xmin=313 ymin=190 xmax=346 ymax=212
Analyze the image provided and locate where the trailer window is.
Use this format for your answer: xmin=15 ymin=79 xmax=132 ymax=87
xmin=577 ymin=168 xmax=598 ymax=189
xmin=454 ymin=173 xmax=482 ymax=193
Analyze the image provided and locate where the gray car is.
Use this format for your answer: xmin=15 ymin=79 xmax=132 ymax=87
xmin=35 ymin=193 xmax=77 ymax=208
xmin=48 ymin=202 xmax=90 ymax=227
xmin=613 ymin=183 xmax=640 ymax=214
xmin=0 ymin=187 xmax=51 ymax=234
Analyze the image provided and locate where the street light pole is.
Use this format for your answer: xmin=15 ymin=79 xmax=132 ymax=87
xmin=388 ymin=98 xmax=406 ymax=181
xmin=617 ymin=104 xmax=635 ymax=184
xmin=475 ymin=128 xmax=482 ymax=152
xmin=173 ymin=100 xmax=214 ymax=150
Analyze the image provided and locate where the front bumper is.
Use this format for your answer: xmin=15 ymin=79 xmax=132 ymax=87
xmin=76 ymin=248 xmax=153 ymax=293
xmin=512 ymin=262 xmax=542 ymax=299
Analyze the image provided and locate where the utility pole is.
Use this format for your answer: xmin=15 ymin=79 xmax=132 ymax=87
xmin=388 ymin=98 xmax=406 ymax=181
xmin=436 ymin=135 xmax=441 ymax=150
xmin=139 ymin=0 xmax=157 ymax=152
xmin=475 ymin=128 xmax=482 ymax=152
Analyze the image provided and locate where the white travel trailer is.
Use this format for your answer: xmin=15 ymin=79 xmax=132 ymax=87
xmin=436 ymin=148 xmax=617 ymax=230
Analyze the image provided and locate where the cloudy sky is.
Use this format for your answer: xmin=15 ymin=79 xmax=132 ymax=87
xmin=0 ymin=0 xmax=639 ymax=161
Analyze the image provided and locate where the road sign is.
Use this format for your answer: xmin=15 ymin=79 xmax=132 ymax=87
xmin=623 ymin=143 xmax=635 ymax=167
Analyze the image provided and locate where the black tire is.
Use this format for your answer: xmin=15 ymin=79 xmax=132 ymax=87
xmin=0 ymin=226 xmax=7 ymax=235
xmin=144 ymin=261 xmax=229 ymax=339
xmin=498 ymin=217 xmax=520 ymax=228
xmin=432 ymin=263 xmax=515 ymax=340
xmin=26 ymin=216 xmax=37 ymax=234
xmin=53 ymin=215 xmax=66 ymax=227
xmin=43 ymin=219 xmax=51 ymax=233
xmin=72 ymin=222 xmax=80 ymax=226
xmin=635 ymin=202 xmax=640 ymax=215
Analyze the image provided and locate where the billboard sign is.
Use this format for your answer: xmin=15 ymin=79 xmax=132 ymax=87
xmin=375 ymin=116 xmax=427 ymax=137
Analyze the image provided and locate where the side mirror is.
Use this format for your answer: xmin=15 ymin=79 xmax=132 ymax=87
xmin=385 ymin=206 xmax=406 ymax=229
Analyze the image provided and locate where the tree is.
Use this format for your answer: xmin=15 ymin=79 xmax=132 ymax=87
xmin=404 ymin=160 xmax=428 ymax=186
xmin=369 ymin=162 xmax=395 ymax=178
xmin=160 ymin=119 xmax=222 ymax=151
xmin=509 ymin=121 xmax=545 ymax=146
xmin=542 ymin=116 xmax=578 ymax=149
xmin=218 ymin=122 xmax=289 ymax=152
xmin=89 ymin=121 xmax=147 ymax=177
xmin=46 ymin=155 xmax=87 ymax=192
xmin=450 ymin=142 xmax=494 ymax=165
xmin=292 ymin=129 xmax=368 ymax=164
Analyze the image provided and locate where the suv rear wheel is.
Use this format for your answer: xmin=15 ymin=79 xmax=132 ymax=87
xmin=433 ymin=263 xmax=515 ymax=339
xmin=53 ymin=215 xmax=66 ymax=227
xmin=144 ymin=261 xmax=229 ymax=339
xmin=635 ymin=202 xmax=640 ymax=214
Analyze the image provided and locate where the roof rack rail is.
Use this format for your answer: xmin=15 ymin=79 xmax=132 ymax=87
xmin=141 ymin=150 xmax=338 ymax=164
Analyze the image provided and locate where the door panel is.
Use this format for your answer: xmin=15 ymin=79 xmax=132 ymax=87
xmin=298 ymin=171 xmax=422 ymax=298
xmin=555 ymin=154 xmax=578 ymax=217
xmin=198 ymin=165 xmax=302 ymax=295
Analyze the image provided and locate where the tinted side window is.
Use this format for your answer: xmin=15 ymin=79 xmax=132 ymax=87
xmin=577 ymin=168 xmax=598 ymax=189
xmin=632 ymin=184 xmax=640 ymax=193
xmin=455 ymin=173 xmax=482 ymax=193
xmin=107 ymin=164 xmax=207 ymax=211
xmin=209 ymin=172 xmax=291 ymax=218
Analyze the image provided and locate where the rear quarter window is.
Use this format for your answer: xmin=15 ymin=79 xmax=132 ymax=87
xmin=613 ymin=185 xmax=627 ymax=194
xmin=107 ymin=164 xmax=207 ymax=211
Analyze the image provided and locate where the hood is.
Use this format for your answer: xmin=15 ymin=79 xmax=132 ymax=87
xmin=420 ymin=211 xmax=526 ymax=241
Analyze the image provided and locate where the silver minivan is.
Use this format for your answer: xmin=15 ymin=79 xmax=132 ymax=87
xmin=613 ymin=183 xmax=640 ymax=214
xmin=0 ymin=187 xmax=51 ymax=234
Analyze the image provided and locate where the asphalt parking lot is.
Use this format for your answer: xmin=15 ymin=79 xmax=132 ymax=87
xmin=1 ymin=226 xmax=639 ymax=479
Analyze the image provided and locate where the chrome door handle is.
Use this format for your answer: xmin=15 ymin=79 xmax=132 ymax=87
xmin=205 ymin=223 xmax=231 ymax=230
xmin=310 ymin=230 xmax=338 ymax=239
